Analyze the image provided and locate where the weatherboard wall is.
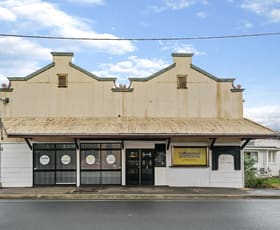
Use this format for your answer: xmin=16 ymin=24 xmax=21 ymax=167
xmin=0 ymin=143 xmax=32 ymax=187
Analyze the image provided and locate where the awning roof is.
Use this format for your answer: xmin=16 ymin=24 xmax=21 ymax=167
xmin=2 ymin=117 xmax=278 ymax=139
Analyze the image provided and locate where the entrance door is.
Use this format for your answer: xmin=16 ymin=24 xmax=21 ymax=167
xmin=126 ymin=149 xmax=154 ymax=185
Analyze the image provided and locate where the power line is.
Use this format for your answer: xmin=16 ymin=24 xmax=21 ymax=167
xmin=0 ymin=32 xmax=280 ymax=41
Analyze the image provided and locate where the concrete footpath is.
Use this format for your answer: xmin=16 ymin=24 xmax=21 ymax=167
xmin=1 ymin=186 xmax=280 ymax=200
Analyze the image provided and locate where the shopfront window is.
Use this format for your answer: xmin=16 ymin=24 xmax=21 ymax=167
xmin=80 ymin=143 xmax=121 ymax=185
xmin=33 ymin=143 xmax=76 ymax=185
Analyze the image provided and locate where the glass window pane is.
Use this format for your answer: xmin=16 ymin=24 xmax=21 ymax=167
xmin=80 ymin=143 xmax=100 ymax=149
xmin=33 ymin=144 xmax=55 ymax=150
xmin=101 ymin=150 xmax=121 ymax=169
xmin=101 ymin=171 xmax=121 ymax=184
xmin=81 ymin=171 xmax=101 ymax=184
xmin=34 ymin=171 xmax=55 ymax=185
xmin=34 ymin=150 xmax=55 ymax=170
xmin=56 ymin=150 xmax=76 ymax=170
xmin=101 ymin=143 xmax=121 ymax=149
xmin=56 ymin=171 xmax=76 ymax=184
xmin=81 ymin=150 xmax=100 ymax=169
xmin=56 ymin=143 xmax=75 ymax=149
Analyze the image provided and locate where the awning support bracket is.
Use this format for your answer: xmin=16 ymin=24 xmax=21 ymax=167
xmin=24 ymin=138 xmax=32 ymax=150
xmin=210 ymin=138 xmax=216 ymax=150
xmin=167 ymin=138 xmax=171 ymax=150
xmin=74 ymin=138 xmax=80 ymax=150
xmin=241 ymin=139 xmax=251 ymax=150
xmin=121 ymin=140 xmax=124 ymax=150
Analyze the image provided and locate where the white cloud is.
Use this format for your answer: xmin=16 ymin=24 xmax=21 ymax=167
xmin=270 ymin=8 xmax=280 ymax=22
xmin=0 ymin=37 xmax=51 ymax=77
xmin=93 ymin=56 xmax=169 ymax=83
xmin=241 ymin=20 xmax=253 ymax=28
xmin=196 ymin=11 xmax=207 ymax=18
xmin=165 ymin=0 xmax=197 ymax=10
xmin=67 ymin=0 xmax=104 ymax=5
xmin=241 ymin=0 xmax=280 ymax=22
xmin=0 ymin=37 xmax=51 ymax=58
xmin=0 ymin=0 xmax=135 ymax=54
xmin=160 ymin=41 xmax=206 ymax=55
xmin=148 ymin=0 xmax=207 ymax=13
xmin=0 ymin=6 xmax=17 ymax=21
xmin=244 ymin=105 xmax=280 ymax=131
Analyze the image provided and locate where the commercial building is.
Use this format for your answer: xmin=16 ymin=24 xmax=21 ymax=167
xmin=0 ymin=52 xmax=276 ymax=188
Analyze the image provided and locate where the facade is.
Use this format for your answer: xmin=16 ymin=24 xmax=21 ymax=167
xmin=0 ymin=52 xmax=277 ymax=188
xmin=244 ymin=139 xmax=280 ymax=177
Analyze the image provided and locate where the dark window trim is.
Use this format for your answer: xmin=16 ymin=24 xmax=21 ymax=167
xmin=57 ymin=73 xmax=68 ymax=88
xmin=177 ymin=74 xmax=188 ymax=89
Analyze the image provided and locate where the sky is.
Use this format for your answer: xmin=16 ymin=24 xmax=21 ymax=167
xmin=0 ymin=0 xmax=279 ymax=131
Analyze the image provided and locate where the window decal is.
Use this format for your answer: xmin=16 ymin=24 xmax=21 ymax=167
xmin=40 ymin=155 xmax=50 ymax=166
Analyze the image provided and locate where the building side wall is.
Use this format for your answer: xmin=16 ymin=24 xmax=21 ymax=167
xmin=1 ymin=143 xmax=32 ymax=187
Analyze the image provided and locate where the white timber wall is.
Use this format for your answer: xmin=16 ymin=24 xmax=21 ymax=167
xmin=155 ymin=167 xmax=167 ymax=186
xmin=166 ymin=142 xmax=210 ymax=187
xmin=258 ymin=150 xmax=280 ymax=176
xmin=165 ymin=142 xmax=243 ymax=188
xmin=209 ymin=153 xmax=243 ymax=188
xmin=1 ymin=143 xmax=32 ymax=187
xmin=167 ymin=167 xmax=210 ymax=187
xmin=268 ymin=151 xmax=280 ymax=176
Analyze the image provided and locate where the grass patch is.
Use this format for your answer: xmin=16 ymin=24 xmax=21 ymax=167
xmin=266 ymin=177 xmax=280 ymax=188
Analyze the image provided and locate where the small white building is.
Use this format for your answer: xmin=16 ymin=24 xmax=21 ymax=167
xmin=0 ymin=52 xmax=277 ymax=188
xmin=244 ymin=139 xmax=280 ymax=177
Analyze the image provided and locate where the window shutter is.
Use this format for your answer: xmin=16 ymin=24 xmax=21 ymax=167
xmin=57 ymin=74 xmax=68 ymax=88
xmin=177 ymin=75 xmax=187 ymax=89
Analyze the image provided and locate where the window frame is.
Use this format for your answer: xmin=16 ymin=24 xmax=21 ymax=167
xmin=268 ymin=150 xmax=276 ymax=163
xmin=57 ymin=73 xmax=68 ymax=88
xmin=177 ymin=74 xmax=188 ymax=89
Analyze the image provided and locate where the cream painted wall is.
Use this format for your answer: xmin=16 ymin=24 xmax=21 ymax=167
xmin=0 ymin=52 xmax=243 ymax=119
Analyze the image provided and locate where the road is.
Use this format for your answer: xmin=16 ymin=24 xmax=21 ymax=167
xmin=0 ymin=199 xmax=279 ymax=230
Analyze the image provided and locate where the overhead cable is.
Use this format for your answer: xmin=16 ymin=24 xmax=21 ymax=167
xmin=0 ymin=32 xmax=280 ymax=41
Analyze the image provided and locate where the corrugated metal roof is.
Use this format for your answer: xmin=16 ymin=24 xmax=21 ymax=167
xmin=2 ymin=117 xmax=277 ymax=138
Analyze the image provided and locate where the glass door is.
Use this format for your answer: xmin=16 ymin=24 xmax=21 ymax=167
xmin=141 ymin=149 xmax=154 ymax=185
xmin=126 ymin=149 xmax=154 ymax=185
xmin=126 ymin=149 xmax=140 ymax=185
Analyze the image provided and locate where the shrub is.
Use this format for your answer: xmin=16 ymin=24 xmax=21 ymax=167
xmin=244 ymin=155 xmax=268 ymax=188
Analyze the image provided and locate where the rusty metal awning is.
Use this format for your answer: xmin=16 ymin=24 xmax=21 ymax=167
xmin=2 ymin=117 xmax=278 ymax=139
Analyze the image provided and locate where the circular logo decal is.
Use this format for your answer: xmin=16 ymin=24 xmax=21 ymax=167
xmin=61 ymin=154 xmax=71 ymax=165
xmin=106 ymin=154 xmax=116 ymax=164
xmin=40 ymin=155 xmax=50 ymax=166
xmin=85 ymin=155 xmax=96 ymax=165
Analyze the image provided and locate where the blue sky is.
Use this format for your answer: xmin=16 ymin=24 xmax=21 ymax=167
xmin=0 ymin=0 xmax=279 ymax=130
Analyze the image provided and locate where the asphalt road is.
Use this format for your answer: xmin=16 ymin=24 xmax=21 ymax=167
xmin=0 ymin=199 xmax=279 ymax=230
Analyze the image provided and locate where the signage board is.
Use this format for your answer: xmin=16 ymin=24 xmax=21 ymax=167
xmin=172 ymin=147 xmax=207 ymax=166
